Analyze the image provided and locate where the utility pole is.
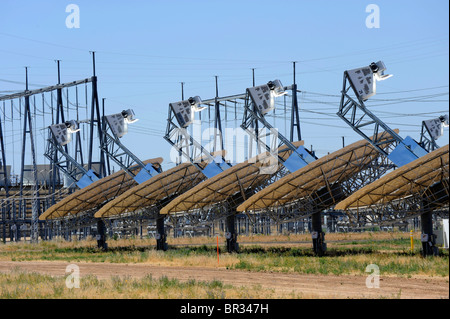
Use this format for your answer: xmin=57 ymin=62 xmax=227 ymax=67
xmin=180 ymin=82 xmax=185 ymax=100
xmin=249 ymin=68 xmax=260 ymax=157
xmin=290 ymin=61 xmax=301 ymax=142
xmin=88 ymin=51 xmax=106 ymax=178
xmin=213 ymin=76 xmax=224 ymax=152
xmin=19 ymin=67 xmax=40 ymax=243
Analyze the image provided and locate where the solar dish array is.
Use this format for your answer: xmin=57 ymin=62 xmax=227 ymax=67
xmin=39 ymin=109 xmax=448 ymax=237
xmin=29 ymin=62 xmax=448 ymax=256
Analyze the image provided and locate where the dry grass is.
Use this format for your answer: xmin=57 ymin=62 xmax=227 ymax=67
xmin=0 ymin=268 xmax=302 ymax=299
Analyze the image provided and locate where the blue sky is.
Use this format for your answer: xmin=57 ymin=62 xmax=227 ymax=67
xmin=0 ymin=0 xmax=448 ymax=173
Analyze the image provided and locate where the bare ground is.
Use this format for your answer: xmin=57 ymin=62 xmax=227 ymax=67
xmin=0 ymin=260 xmax=448 ymax=299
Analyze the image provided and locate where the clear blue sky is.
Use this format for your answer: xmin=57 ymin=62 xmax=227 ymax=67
xmin=0 ymin=0 xmax=448 ymax=173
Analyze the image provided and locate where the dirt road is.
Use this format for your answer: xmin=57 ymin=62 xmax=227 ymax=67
xmin=0 ymin=260 xmax=448 ymax=299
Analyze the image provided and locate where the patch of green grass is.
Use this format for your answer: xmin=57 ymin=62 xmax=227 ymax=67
xmin=227 ymin=245 xmax=448 ymax=277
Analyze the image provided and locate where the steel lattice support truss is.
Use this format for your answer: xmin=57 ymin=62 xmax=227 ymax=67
xmin=100 ymin=124 xmax=160 ymax=180
xmin=44 ymin=126 xmax=90 ymax=186
xmin=337 ymin=71 xmax=402 ymax=157
xmin=164 ymin=92 xmax=246 ymax=171
xmin=241 ymin=85 xmax=301 ymax=162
